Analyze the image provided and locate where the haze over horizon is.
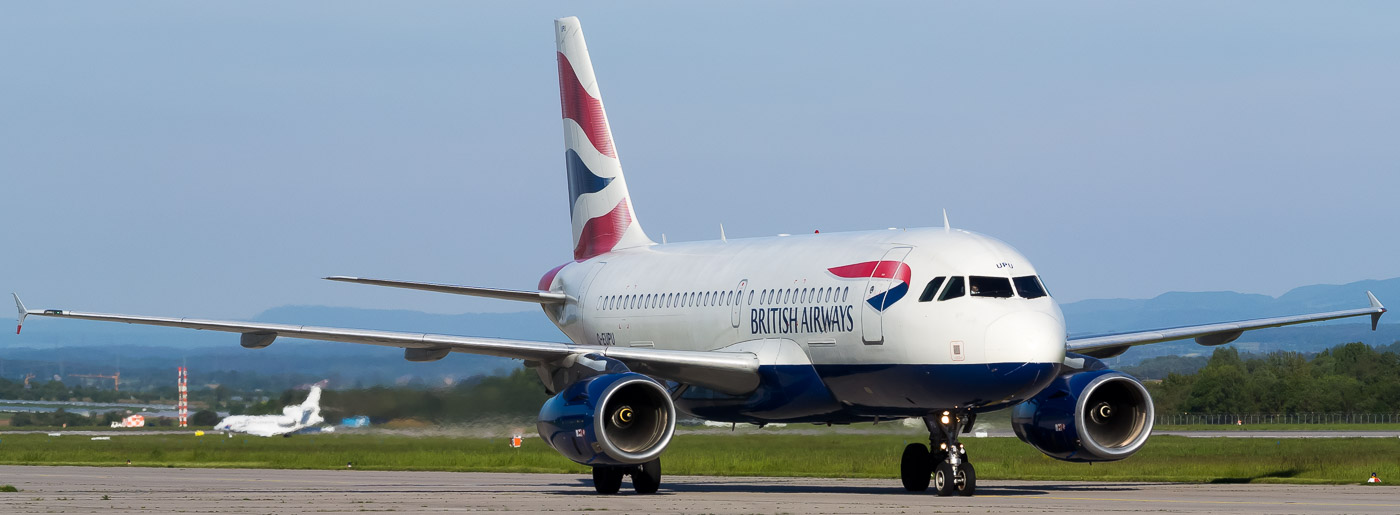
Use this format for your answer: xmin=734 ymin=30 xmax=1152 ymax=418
xmin=5 ymin=3 xmax=1398 ymax=319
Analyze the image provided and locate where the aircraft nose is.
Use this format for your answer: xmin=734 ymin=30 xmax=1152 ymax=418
xmin=984 ymin=310 xmax=1066 ymax=365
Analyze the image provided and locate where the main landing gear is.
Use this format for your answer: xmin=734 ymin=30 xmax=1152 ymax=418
xmin=901 ymin=411 xmax=976 ymax=496
xmin=591 ymin=458 xmax=661 ymax=494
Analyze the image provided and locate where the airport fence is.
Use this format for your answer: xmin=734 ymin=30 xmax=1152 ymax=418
xmin=1157 ymin=412 xmax=1400 ymax=426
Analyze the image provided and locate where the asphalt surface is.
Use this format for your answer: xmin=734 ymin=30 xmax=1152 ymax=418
xmin=0 ymin=466 xmax=1393 ymax=514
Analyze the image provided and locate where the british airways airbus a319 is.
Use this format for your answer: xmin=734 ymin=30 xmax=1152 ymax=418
xmin=13 ymin=17 xmax=1387 ymax=496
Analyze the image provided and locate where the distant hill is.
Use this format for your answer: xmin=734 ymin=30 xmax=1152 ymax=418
xmin=4 ymin=305 xmax=563 ymax=389
xmin=1061 ymin=277 xmax=1400 ymax=336
xmin=1060 ymin=277 xmax=1400 ymax=365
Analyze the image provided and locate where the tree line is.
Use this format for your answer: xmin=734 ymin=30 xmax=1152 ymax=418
xmin=1147 ymin=341 xmax=1400 ymax=414
xmin=245 ymin=367 xmax=549 ymax=424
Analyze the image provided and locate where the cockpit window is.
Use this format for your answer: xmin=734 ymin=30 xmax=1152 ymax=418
xmin=918 ymin=276 xmax=946 ymax=302
xmin=937 ymin=276 xmax=965 ymax=301
xmin=1014 ymin=275 xmax=1048 ymax=299
xmin=969 ymin=276 xmax=1014 ymax=298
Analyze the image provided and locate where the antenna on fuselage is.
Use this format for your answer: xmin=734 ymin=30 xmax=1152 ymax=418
xmin=943 ymin=209 xmax=951 ymax=233
xmin=720 ymin=224 xmax=727 ymax=242
xmin=661 ymin=233 xmax=667 ymax=244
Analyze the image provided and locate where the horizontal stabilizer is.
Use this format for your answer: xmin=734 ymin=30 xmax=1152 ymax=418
xmin=325 ymin=276 xmax=566 ymax=304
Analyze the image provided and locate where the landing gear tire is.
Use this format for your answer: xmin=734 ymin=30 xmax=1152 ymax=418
xmin=592 ymin=466 xmax=623 ymax=494
xmin=900 ymin=443 xmax=931 ymax=492
xmin=631 ymin=458 xmax=662 ymax=494
xmin=932 ymin=462 xmax=956 ymax=496
xmin=955 ymin=461 xmax=976 ymax=496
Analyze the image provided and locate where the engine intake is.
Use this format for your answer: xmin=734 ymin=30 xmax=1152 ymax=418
xmin=537 ymin=372 xmax=676 ymax=465
xmin=1011 ymin=368 xmax=1154 ymax=462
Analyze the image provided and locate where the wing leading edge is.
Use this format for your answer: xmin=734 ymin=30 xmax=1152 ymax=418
xmin=12 ymin=297 xmax=759 ymax=395
xmin=1067 ymin=291 xmax=1386 ymax=359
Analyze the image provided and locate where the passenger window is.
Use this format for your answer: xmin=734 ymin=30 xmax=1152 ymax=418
xmin=1014 ymin=275 xmax=1048 ymax=299
xmin=748 ymin=290 xmax=754 ymax=305
xmin=703 ymin=292 xmax=711 ymax=306
xmin=938 ymin=277 xmax=965 ymax=301
xmin=825 ymin=287 xmax=833 ymax=302
xmin=918 ymin=277 xmax=947 ymax=302
xmin=842 ymin=287 xmax=849 ymax=302
xmin=784 ymin=289 xmax=792 ymax=304
xmin=969 ymin=276 xmax=1014 ymax=298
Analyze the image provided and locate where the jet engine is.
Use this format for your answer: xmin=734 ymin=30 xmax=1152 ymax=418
xmin=537 ymin=372 xmax=676 ymax=466
xmin=1011 ymin=366 xmax=1154 ymax=462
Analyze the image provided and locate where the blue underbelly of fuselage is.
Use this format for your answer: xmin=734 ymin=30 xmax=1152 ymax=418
xmin=676 ymin=362 xmax=1060 ymax=424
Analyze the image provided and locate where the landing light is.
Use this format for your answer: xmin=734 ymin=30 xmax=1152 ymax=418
xmin=940 ymin=414 xmax=950 ymax=425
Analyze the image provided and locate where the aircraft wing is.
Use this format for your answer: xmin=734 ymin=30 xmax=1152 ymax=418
xmin=1066 ymin=292 xmax=1386 ymax=359
xmin=12 ymin=296 xmax=760 ymax=394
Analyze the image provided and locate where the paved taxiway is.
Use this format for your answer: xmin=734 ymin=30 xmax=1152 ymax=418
xmin=0 ymin=465 xmax=1392 ymax=514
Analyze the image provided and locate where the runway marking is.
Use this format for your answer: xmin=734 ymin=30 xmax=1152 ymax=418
xmin=994 ymin=495 xmax=1400 ymax=508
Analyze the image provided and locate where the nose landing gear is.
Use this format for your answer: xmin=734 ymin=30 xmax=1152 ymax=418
xmin=900 ymin=411 xmax=976 ymax=496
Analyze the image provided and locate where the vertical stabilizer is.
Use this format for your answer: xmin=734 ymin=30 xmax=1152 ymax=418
xmin=300 ymin=385 xmax=323 ymax=424
xmin=556 ymin=17 xmax=654 ymax=260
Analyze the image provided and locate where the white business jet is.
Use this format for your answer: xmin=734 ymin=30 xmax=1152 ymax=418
xmin=214 ymin=383 xmax=333 ymax=437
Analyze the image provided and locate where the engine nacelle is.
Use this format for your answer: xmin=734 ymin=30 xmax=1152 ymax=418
xmin=1011 ymin=368 xmax=1154 ymax=462
xmin=536 ymin=372 xmax=676 ymax=466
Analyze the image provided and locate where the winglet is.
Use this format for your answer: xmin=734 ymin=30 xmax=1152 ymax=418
xmin=13 ymin=293 xmax=28 ymax=334
xmin=943 ymin=209 xmax=951 ymax=234
xmin=1367 ymin=291 xmax=1386 ymax=331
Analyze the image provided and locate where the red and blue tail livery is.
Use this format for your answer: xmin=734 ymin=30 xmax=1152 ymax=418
xmin=556 ymin=17 xmax=653 ymax=261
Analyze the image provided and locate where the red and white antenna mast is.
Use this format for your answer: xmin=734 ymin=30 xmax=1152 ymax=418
xmin=177 ymin=366 xmax=189 ymax=428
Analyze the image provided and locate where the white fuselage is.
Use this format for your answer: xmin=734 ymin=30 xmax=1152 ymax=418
xmin=541 ymin=227 xmax=1068 ymax=421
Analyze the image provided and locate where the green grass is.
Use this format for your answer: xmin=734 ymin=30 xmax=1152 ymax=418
xmin=0 ymin=433 xmax=1395 ymax=485
xmin=1156 ymin=423 xmax=1400 ymax=431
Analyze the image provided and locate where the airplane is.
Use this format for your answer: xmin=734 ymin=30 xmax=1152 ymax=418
xmin=11 ymin=16 xmax=1388 ymax=496
xmin=213 ymin=383 xmax=334 ymax=437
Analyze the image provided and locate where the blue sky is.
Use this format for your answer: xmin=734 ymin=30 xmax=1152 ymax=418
xmin=4 ymin=2 xmax=1398 ymax=318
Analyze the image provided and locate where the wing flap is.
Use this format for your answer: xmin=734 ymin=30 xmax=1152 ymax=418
xmin=1067 ymin=292 xmax=1386 ymax=355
